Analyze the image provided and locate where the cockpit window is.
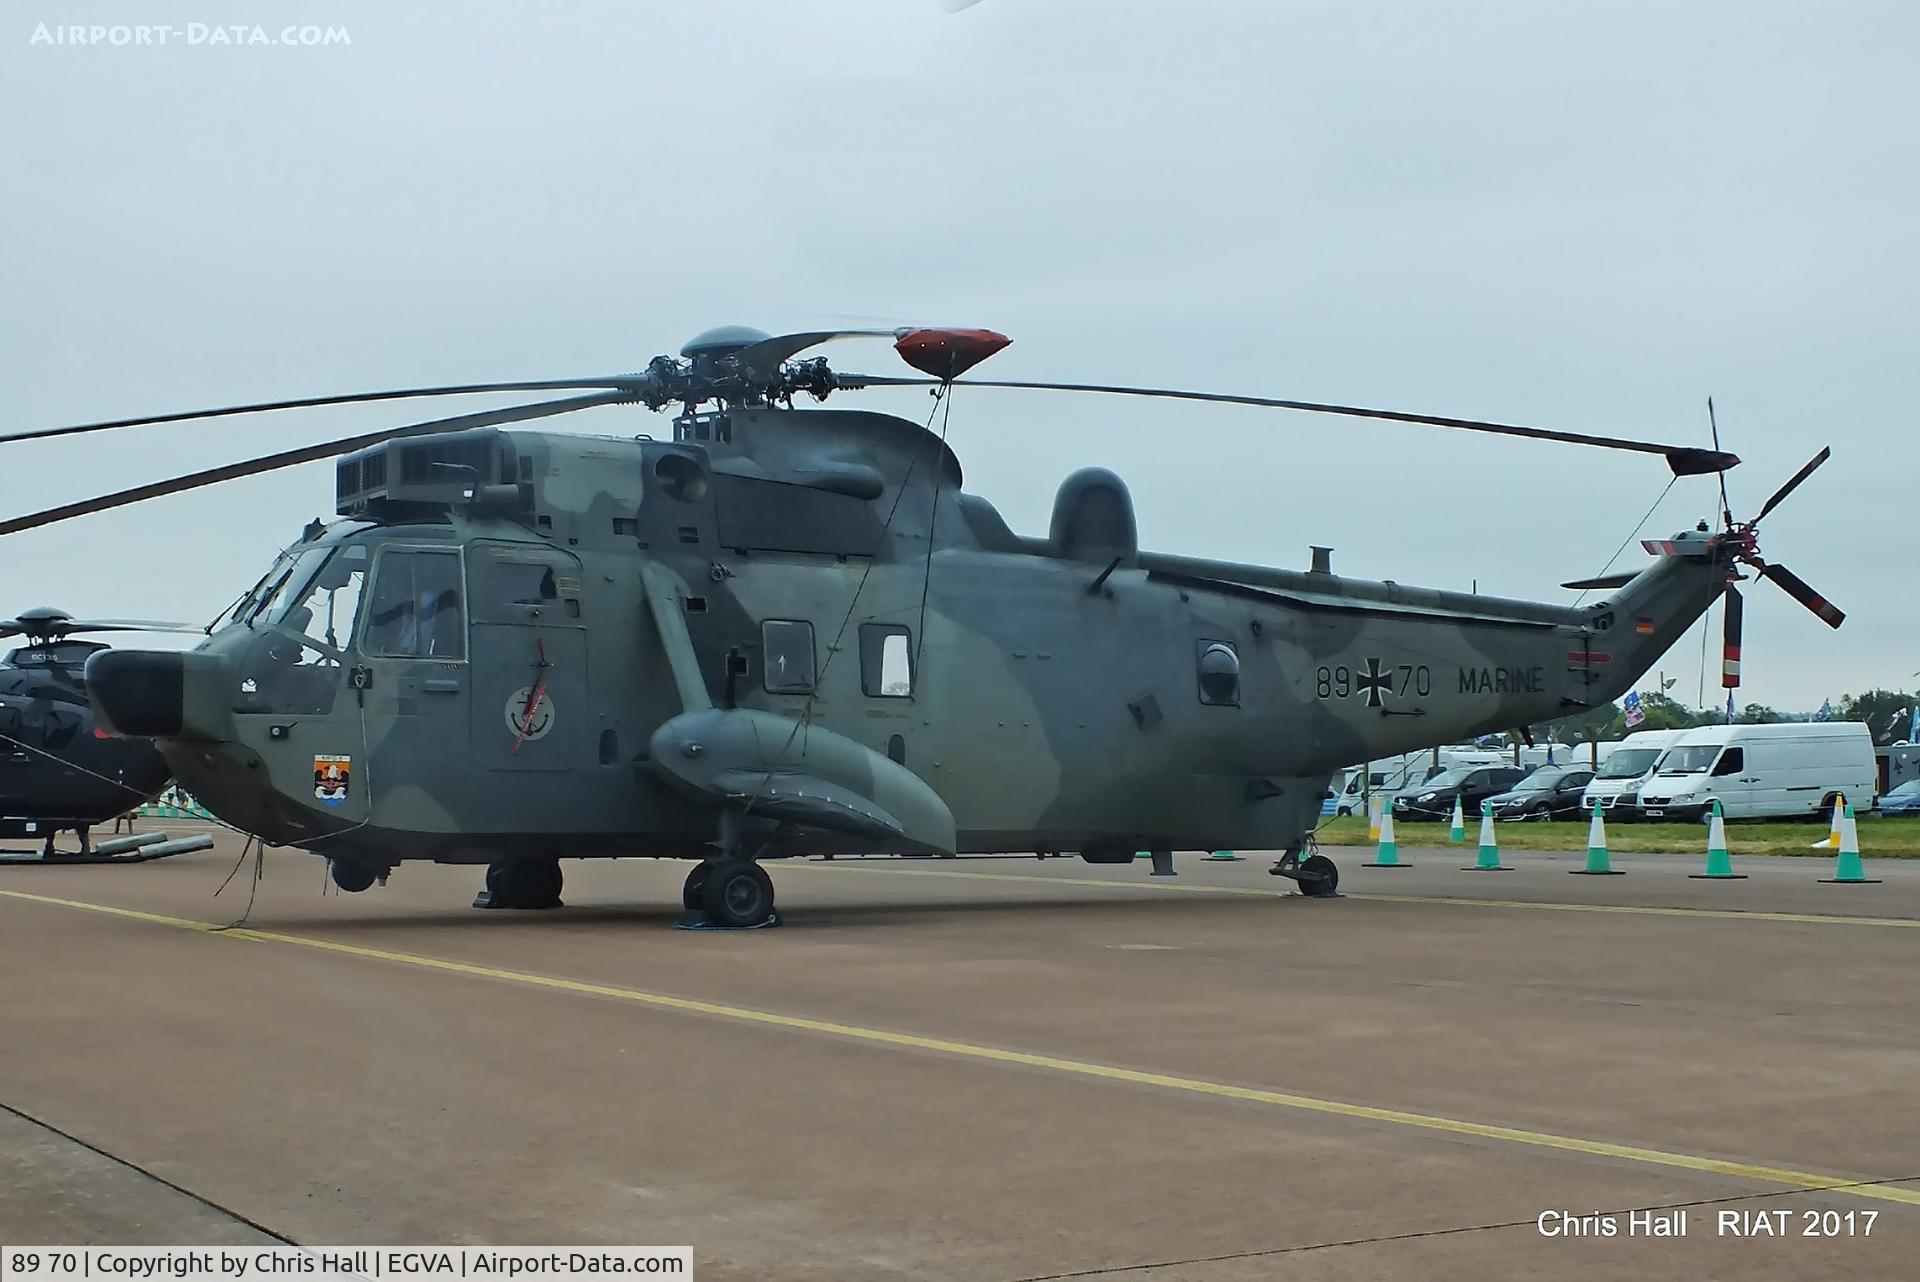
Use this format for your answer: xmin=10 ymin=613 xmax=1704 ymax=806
xmin=248 ymin=547 xmax=332 ymax=629
xmin=362 ymin=549 xmax=466 ymax=660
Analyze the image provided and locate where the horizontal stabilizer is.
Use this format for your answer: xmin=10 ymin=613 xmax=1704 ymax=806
xmin=1560 ymin=573 xmax=1637 ymax=591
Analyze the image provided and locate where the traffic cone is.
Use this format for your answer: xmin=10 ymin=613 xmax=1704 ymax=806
xmin=1364 ymin=797 xmax=1409 ymax=868
xmin=1810 ymin=795 xmax=1847 ymax=849
xmin=1570 ymin=801 xmax=1623 ymax=875
xmin=1448 ymin=796 xmax=1466 ymax=844
xmin=1819 ymin=804 xmax=1880 ymax=884
xmin=1368 ymin=795 xmax=1384 ymax=843
xmin=1689 ymin=800 xmax=1746 ymax=879
xmin=1464 ymin=800 xmax=1510 ymax=870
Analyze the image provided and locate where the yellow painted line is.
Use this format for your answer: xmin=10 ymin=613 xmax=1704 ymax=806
xmin=4 ymin=886 xmax=1918 ymax=1208
xmin=786 ymin=861 xmax=1920 ymax=929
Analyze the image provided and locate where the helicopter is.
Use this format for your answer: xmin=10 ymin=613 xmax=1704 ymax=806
xmin=1 ymin=326 xmax=1844 ymax=924
xmin=0 ymin=607 xmax=188 ymax=857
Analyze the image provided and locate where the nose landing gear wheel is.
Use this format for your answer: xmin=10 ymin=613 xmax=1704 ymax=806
xmin=329 ymin=859 xmax=378 ymax=893
xmin=1296 ymin=853 xmax=1340 ymax=898
xmin=700 ymin=858 xmax=776 ymax=928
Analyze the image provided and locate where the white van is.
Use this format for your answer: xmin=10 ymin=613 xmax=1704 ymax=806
xmin=1580 ymin=728 xmax=1686 ymax=815
xmin=1634 ymin=722 xmax=1877 ymax=822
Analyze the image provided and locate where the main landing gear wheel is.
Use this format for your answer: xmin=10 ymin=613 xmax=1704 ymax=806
xmin=1296 ymin=853 xmax=1340 ymax=898
xmin=476 ymin=857 xmax=564 ymax=910
xmin=701 ymin=858 xmax=776 ymax=928
xmin=683 ymin=861 xmax=714 ymax=911
xmin=329 ymin=859 xmax=377 ymax=893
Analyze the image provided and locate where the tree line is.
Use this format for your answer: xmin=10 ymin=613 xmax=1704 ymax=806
xmin=1524 ymin=689 xmax=1918 ymax=746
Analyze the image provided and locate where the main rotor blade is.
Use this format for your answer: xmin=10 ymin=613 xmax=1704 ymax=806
xmin=0 ymin=392 xmax=629 ymax=538
xmin=843 ymin=375 xmax=1739 ymax=474
xmin=0 ymin=378 xmax=644 ymax=447
xmin=1759 ymin=563 xmax=1845 ymax=629
xmin=1753 ymin=446 xmax=1832 ymax=524
xmin=734 ymin=330 xmax=898 ymax=385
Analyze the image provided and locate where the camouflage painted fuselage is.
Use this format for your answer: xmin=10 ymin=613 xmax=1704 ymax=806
xmin=129 ymin=404 xmax=1730 ymax=869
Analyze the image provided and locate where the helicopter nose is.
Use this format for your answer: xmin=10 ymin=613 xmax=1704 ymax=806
xmin=85 ymin=649 xmax=184 ymax=737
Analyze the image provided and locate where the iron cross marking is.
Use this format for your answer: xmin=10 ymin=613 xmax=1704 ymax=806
xmin=1356 ymin=657 xmax=1392 ymax=708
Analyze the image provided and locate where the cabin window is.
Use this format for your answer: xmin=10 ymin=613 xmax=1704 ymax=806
xmin=362 ymin=550 xmax=466 ymax=660
xmin=860 ymin=624 xmax=914 ymax=697
xmin=654 ymin=453 xmax=710 ymax=503
xmin=42 ymin=708 xmax=80 ymax=751
xmin=1713 ymin=747 xmax=1745 ymax=777
xmin=1196 ymin=640 xmax=1240 ymax=706
xmin=761 ymin=620 xmax=816 ymax=694
xmin=471 ymin=545 xmax=582 ymax=623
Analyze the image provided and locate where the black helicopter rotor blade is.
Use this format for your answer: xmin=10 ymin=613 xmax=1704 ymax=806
xmin=0 ymin=378 xmax=647 ymax=447
xmin=1757 ymin=563 xmax=1845 ymax=629
xmin=0 ymin=391 xmax=629 ymax=538
xmin=1753 ymin=446 xmax=1832 ymax=525
xmin=0 ymin=619 xmax=199 ymax=639
xmin=844 ymin=375 xmax=1740 ymax=475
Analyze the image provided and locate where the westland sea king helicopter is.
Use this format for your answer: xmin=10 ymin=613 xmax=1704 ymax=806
xmin=2 ymin=327 xmax=1844 ymax=923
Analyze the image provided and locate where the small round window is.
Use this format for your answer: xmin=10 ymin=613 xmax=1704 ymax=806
xmin=1197 ymin=641 xmax=1240 ymax=706
xmin=654 ymin=453 xmax=710 ymax=502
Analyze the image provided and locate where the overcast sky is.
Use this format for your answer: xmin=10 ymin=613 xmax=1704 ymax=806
xmin=3 ymin=1 xmax=1914 ymax=711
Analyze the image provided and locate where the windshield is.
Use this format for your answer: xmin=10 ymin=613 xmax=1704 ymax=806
xmin=1887 ymin=780 xmax=1920 ymax=798
xmin=1597 ymin=748 xmax=1661 ymax=779
xmin=1410 ymin=769 xmax=1470 ymax=790
xmin=1658 ymin=745 xmax=1722 ymax=774
xmin=1510 ymin=767 xmax=1573 ymax=793
xmin=231 ymin=545 xmax=372 ymax=717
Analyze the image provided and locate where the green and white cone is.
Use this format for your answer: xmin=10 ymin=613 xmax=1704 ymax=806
xmin=1465 ymin=799 xmax=1510 ymax=870
xmin=1365 ymin=797 xmax=1408 ymax=867
xmin=1571 ymin=800 xmax=1622 ymax=874
xmin=1821 ymin=803 xmax=1881 ymax=884
xmin=1690 ymin=800 xmax=1745 ymax=879
xmin=1448 ymin=795 xmax=1466 ymax=843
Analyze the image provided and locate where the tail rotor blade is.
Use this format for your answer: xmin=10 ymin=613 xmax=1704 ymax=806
xmin=1753 ymin=447 xmax=1832 ymax=524
xmin=1708 ymin=397 xmax=1733 ymax=530
xmin=1760 ymin=564 xmax=1845 ymax=629
xmin=1721 ymin=585 xmax=1743 ymax=689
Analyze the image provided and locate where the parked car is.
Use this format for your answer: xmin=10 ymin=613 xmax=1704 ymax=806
xmin=1634 ymin=721 xmax=1877 ymax=823
xmin=1333 ymin=748 xmax=1506 ymax=816
xmin=1393 ymin=765 xmax=1532 ymax=821
xmin=1488 ymin=765 xmax=1596 ymax=820
xmin=1877 ymin=779 xmax=1920 ymax=817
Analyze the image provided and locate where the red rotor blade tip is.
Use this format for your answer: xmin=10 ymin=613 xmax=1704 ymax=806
xmin=894 ymin=328 xmax=1011 ymax=380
